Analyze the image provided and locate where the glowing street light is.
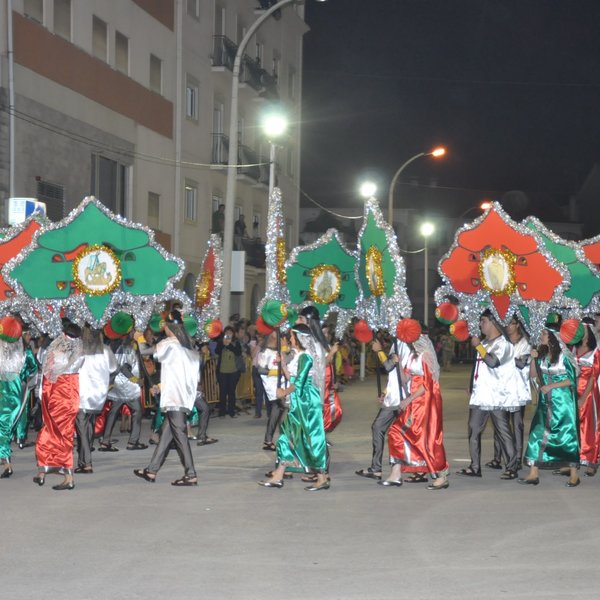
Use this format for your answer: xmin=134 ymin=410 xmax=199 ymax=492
xmin=261 ymin=110 xmax=289 ymax=197
xmin=387 ymin=147 xmax=447 ymax=224
xmin=359 ymin=180 xmax=377 ymax=199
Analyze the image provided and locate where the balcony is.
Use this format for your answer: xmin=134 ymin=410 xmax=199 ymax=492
xmin=211 ymin=35 xmax=237 ymax=71
xmin=240 ymin=237 xmax=266 ymax=269
xmin=211 ymin=133 xmax=229 ymax=165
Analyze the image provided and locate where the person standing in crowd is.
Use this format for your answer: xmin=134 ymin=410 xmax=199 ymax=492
xmin=322 ymin=326 xmax=343 ymax=434
xmin=259 ymin=324 xmax=328 ymax=491
xmin=134 ymin=311 xmax=200 ymax=485
xmin=75 ymin=327 xmax=117 ymax=474
xmin=216 ymin=326 xmax=243 ymax=418
xmin=195 ymin=342 xmax=218 ymax=446
xmin=440 ymin=332 xmax=455 ymax=371
xmin=457 ymin=310 xmax=520 ymax=480
xmin=251 ymin=331 xmax=269 ymax=419
xmin=212 ymin=203 xmax=225 ymax=237
xmin=355 ymin=336 xmax=408 ymax=481
xmin=258 ymin=330 xmax=283 ymax=451
xmin=99 ymin=334 xmax=147 ymax=451
xmin=383 ymin=331 xmax=449 ymax=490
xmin=34 ymin=321 xmax=84 ymax=490
xmin=555 ymin=321 xmax=598 ymax=478
xmin=519 ymin=325 xmax=580 ymax=487
xmin=14 ymin=326 xmax=38 ymax=449
xmin=0 ymin=317 xmax=31 ymax=478
xmin=486 ymin=315 xmax=532 ymax=471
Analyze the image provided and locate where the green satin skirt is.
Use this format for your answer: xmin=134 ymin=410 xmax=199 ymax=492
xmin=525 ymin=375 xmax=580 ymax=468
xmin=276 ymin=377 xmax=327 ymax=473
xmin=0 ymin=379 xmax=23 ymax=461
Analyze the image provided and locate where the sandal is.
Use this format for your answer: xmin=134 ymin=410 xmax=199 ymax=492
xmin=262 ymin=442 xmax=276 ymax=451
xmin=171 ymin=475 xmax=198 ymax=486
xmin=355 ymin=468 xmax=382 ymax=480
xmin=126 ymin=441 xmax=148 ymax=450
xmin=265 ymin=470 xmax=293 ymax=480
xmin=456 ymin=467 xmax=481 ymax=477
xmin=98 ymin=443 xmax=119 ymax=452
xmin=585 ymin=466 xmax=597 ymax=477
xmin=500 ymin=470 xmax=518 ymax=480
xmin=198 ymin=438 xmax=218 ymax=446
xmin=404 ymin=472 xmax=428 ymax=483
xmin=301 ymin=474 xmax=318 ymax=483
xmin=485 ymin=459 xmax=502 ymax=470
xmin=133 ymin=468 xmax=156 ymax=482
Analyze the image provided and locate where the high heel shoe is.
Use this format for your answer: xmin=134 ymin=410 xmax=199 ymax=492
xmin=52 ymin=480 xmax=75 ymax=491
xmin=0 ymin=467 xmax=13 ymax=478
xmin=427 ymin=480 xmax=449 ymax=490
xmin=33 ymin=475 xmax=45 ymax=486
xmin=258 ymin=480 xmax=284 ymax=488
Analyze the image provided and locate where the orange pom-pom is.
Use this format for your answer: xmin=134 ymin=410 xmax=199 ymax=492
xmin=396 ymin=318 xmax=421 ymax=344
xmin=449 ymin=320 xmax=470 ymax=342
xmin=353 ymin=320 xmax=373 ymax=343
xmin=102 ymin=322 xmax=122 ymax=340
xmin=0 ymin=316 xmax=22 ymax=343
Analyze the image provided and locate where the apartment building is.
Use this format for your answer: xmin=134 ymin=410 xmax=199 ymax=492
xmin=0 ymin=0 xmax=308 ymax=319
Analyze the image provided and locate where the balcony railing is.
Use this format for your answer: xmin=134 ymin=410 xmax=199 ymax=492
xmin=212 ymin=35 xmax=237 ymax=71
xmin=211 ymin=133 xmax=229 ymax=165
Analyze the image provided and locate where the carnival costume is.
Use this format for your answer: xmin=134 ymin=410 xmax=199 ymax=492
xmin=387 ymin=335 xmax=448 ymax=478
xmin=576 ymin=346 xmax=600 ymax=469
xmin=276 ymin=333 xmax=327 ymax=474
xmin=259 ymin=345 xmax=285 ymax=448
xmin=323 ymin=361 xmax=343 ymax=433
xmin=36 ymin=332 xmax=84 ymax=476
xmin=525 ymin=350 xmax=579 ymax=468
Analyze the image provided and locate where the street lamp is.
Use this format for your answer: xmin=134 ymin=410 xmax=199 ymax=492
xmin=387 ymin=146 xmax=446 ymax=224
xmin=459 ymin=200 xmax=492 ymax=219
xmin=261 ymin=109 xmax=289 ymax=197
xmin=420 ymin=221 xmax=435 ymax=327
xmin=221 ymin=0 xmax=327 ymax=322
xmin=359 ymin=180 xmax=377 ymax=199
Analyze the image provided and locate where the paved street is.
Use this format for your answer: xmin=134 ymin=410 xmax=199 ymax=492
xmin=3 ymin=364 xmax=600 ymax=600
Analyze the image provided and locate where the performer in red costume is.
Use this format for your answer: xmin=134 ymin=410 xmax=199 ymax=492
xmin=322 ymin=326 xmax=342 ymax=434
xmin=34 ymin=321 xmax=84 ymax=491
xmin=383 ymin=332 xmax=449 ymax=490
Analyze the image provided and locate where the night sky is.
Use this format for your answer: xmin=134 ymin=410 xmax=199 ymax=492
xmin=300 ymin=0 xmax=600 ymax=228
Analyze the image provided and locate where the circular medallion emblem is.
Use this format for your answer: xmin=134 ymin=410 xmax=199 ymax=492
xmin=309 ymin=264 xmax=341 ymax=305
xmin=195 ymin=270 xmax=213 ymax=308
xmin=365 ymin=245 xmax=385 ymax=296
xmin=479 ymin=248 xmax=517 ymax=296
xmin=72 ymin=245 xmax=121 ymax=296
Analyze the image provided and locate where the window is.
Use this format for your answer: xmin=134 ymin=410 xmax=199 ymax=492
xmin=214 ymin=4 xmax=225 ymax=35
xmin=212 ymin=193 xmax=222 ymax=215
xmin=255 ymin=41 xmax=263 ymax=65
xmin=184 ymin=181 xmax=198 ymax=222
xmin=187 ymin=0 xmax=200 ymax=19
xmin=150 ymin=54 xmax=162 ymax=94
xmin=54 ymin=0 xmax=71 ymax=39
xmin=92 ymin=16 xmax=108 ymax=62
xmin=91 ymin=154 xmax=128 ymax=216
xmin=37 ymin=180 xmax=65 ymax=221
xmin=236 ymin=17 xmax=245 ymax=44
xmin=287 ymin=66 xmax=296 ymax=101
xmin=252 ymin=213 xmax=261 ymax=238
xmin=24 ymin=0 xmax=43 ymax=23
xmin=115 ymin=31 xmax=129 ymax=74
xmin=185 ymin=76 xmax=199 ymax=121
xmin=148 ymin=192 xmax=160 ymax=229
xmin=272 ymin=51 xmax=280 ymax=80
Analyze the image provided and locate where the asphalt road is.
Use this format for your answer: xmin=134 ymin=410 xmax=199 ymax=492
xmin=3 ymin=365 xmax=599 ymax=600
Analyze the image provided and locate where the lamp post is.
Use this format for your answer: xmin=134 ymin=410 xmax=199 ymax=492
xmin=261 ymin=110 xmax=288 ymax=197
xmin=220 ymin=0 xmax=327 ymax=322
xmin=420 ymin=221 xmax=435 ymax=327
xmin=387 ymin=147 xmax=446 ymax=224
xmin=459 ymin=200 xmax=492 ymax=220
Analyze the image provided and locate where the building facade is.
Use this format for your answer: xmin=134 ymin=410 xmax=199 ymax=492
xmin=0 ymin=0 xmax=308 ymax=319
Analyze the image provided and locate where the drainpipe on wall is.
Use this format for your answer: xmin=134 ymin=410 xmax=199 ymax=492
xmin=7 ymin=0 xmax=15 ymax=197
xmin=173 ymin=0 xmax=183 ymax=257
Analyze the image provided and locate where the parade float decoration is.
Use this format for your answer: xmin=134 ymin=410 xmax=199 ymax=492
xmin=352 ymin=319 xmax=374 ymax=344
xmin=285 ymin=229 xmax=359 ymax=337
xmin=0 ymin=216 xmax=44 ymax=319
xmin=523 ymin=217 xmax=600 ymax=318
xmin=262 ymin=187 xmax=289 ymax=310
xmin=192 ymin=234 xmax=223 ymax=340
xmin=356 ymin=196 xmax=412 ymax=331
xmin=396 ymin=318 xmax=422 ymax=344
xmin=435 ymin=202 xmax=572 ymax=341
xmin=3 ymin=196 xmax=187 ymax=336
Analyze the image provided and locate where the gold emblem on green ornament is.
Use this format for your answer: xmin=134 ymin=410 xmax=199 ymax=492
xmin=365 ymin=245 xmax=385 ymax=297
xmin=309 ymin=264 xmax=341 ymax=305
xmin=72 ymin=244 xmax=121 ymax=296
